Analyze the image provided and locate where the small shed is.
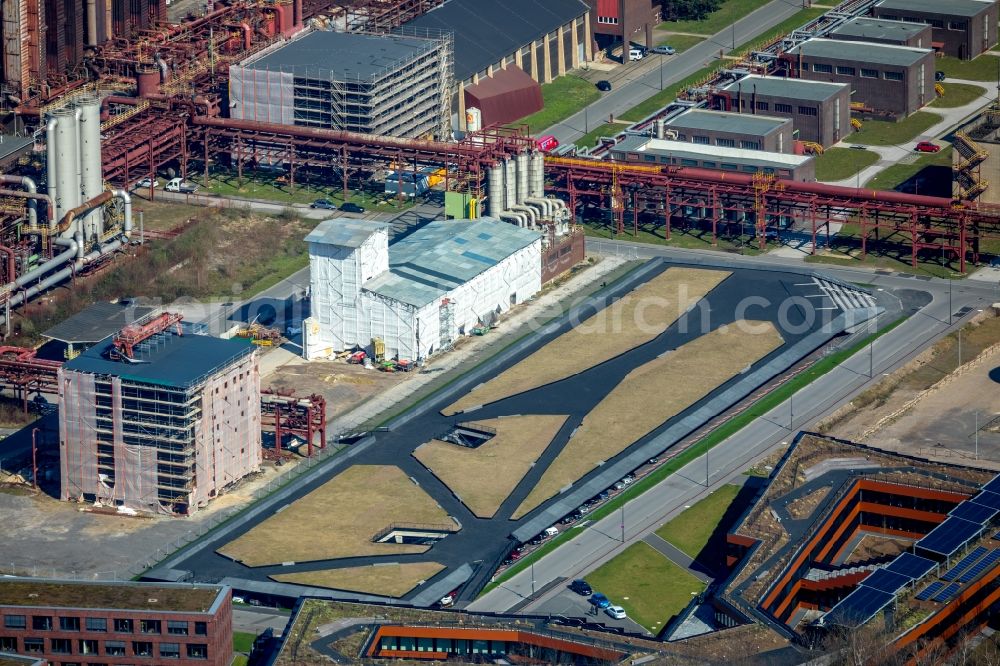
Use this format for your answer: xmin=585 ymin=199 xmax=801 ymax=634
xmin=463 ymin=66 xmax=543 ymax=127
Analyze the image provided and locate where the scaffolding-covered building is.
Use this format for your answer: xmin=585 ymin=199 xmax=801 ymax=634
xmin=230 ymin=28 xmax=453 ymax=139
xmin=58 ymin=316 xmax=262 ymax=516
xmin=304 ymin=217 xmax=542 ymax=362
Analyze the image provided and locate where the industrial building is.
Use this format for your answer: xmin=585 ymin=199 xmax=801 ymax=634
xmin=59 ymin=313 xmax=262 ymax=516
xmin=663 ymin=109 xmax=794 ymax=154
xmin=404 ymin=0 xmax=592 ymax=129
xmin=718 ymin=75 xmax=851 ymax=147
xmin=609 ymin=135 xmax=816 ymax=181
xmin=828 ymin=16 xmax=934 ymax=47
xmin=304 ymin=217 xmax=542 ymax=362
xmin=584 ymin=0 xmax=660 ymax=52
xmin=42 ymin=300 xmax=155 ymax=359
xmin=0 ymin=578 xmax=232 ymax=665
xmin=462 ymin=66 xmax=543 ymax=128
xmin=784 ymin=38 xmax=935 ymax=118
xmin=230 ymin=28 xmax=453 ymax=139
xmin=872 ymin=0 xmax=998 ymax=60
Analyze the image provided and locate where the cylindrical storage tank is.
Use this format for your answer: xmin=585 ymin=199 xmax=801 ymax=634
xmin=515 ymin=152 xmax=529 ymax=205
xmin=77 ymin=95 xmax=103 ymax=239
xmin=136 ymin=67 xmax=161 ymax=97
xmin=51 ymin=108 xmax=81 ymax=236
xmin=530 ymin=151 xmax=544 ymax=198
xmin=504 ymin=159 xmax=516 ymax=211
xmin=46 ymin=115 xmax=59 ymax=226
xmin=487 ymin=165 xmax=503 ymax=218
xmin=465 ymin=107 xmax=481 ymax=133
xmin=656 ymin=118 xmax=666 ymax=139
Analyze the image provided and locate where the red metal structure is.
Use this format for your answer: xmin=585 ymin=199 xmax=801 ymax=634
xmin=0 ymin=346 xmax=61 ymax=411
xmin=111 ymin=311 xmax=183 ymax=359
xmin=260 ymin=388 xmax=326 ymax=458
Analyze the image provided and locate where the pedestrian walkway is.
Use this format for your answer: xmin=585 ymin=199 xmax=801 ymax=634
xmin=641 ymin=533 xmax=713 ymax=584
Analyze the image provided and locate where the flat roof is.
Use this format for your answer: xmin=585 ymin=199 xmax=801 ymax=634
xmin=831 ymin=17 xmax=931 ymax=42
xmin=612 ymin=136 xmax=812 ymax=168
xmin=306 ymin=218 xmax=390 ymax=249
xmin=723 ymin=74 xmax=849 ymax=102
xmin=63 ymin=331 xmax=256 ymax=389
xmin=666 ymin=109 xmax=790 ymax=136
xmin=365 ymin=218 xmax=541 ymax=308
xmin=789 ymin=38 xmax=932 ymax=67
xmin=405 ymin=0 xmax=588 ymax=81
xmin=0 ymin=135 xmax=34 ymax=163
xmin=0 ymin=579 xmax=225 ymax=613
xmin=876 ymin=0 xmax=995 ymax=18
xmin=244 ymin=30 xmax=439 ymax=81
xmin=42 ymin=301 xmax=157 ymax=344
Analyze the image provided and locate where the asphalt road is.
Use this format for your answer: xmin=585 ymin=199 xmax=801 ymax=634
xmin=468 ymin=239 xmax=999 ymax=615
xmin=547 ymin=0 xmax=810 ymax=145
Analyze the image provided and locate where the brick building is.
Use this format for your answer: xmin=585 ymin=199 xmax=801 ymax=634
xmin=785 ymin=38 xmax=935 ymax=117
xmin=872 ymin=0 xmax=998 ymax=60
xmin=0 ymin=579 xmax=232 ymax=666
xmin=583 ymin=0 xmax=660 ymax=51
xmin=829 ymin=16 xmax=934 ymax=48
xmin=719 ymin=75 xmax=851 ymax=147
xmin=664 ymin=109 xmax=794 ymax=154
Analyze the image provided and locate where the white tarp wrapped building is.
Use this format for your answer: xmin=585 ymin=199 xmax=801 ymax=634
xmin=304 ymin=218 xmax=542 ymax=361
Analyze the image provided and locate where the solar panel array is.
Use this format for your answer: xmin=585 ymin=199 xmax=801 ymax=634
xmin=917 ymin=516 xmax=984 ymax=556
xmin=932 ymin=582 xmax=961 ymax=603
xmin=915 ymin=581 xmax=944 ymax=601
xmin=981 ymin=474 xmax=1000 ymax=496
xmin=862 ymin=568 xmax=911 ymax=594
xmin=951 ymin=501 xmax=999 ymax=524
xmin=973 ymin=490 xmax=1000 ymax=511
xmin=824 ymin=585 xmax=896 ymax=628
xmin=942 ymin=546 xmax=988 ymax=581
xmin=958 ymin=549 xmax=1000 ymax=583
xmin=886 ymin=553 xmax=936 ymax=580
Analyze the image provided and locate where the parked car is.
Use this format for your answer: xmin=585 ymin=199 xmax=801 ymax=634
xmin=914 ymin=141 xmax=941 ymax=153
xmin=339 ymin=202 xmax=366 ymax=213
xmin=135 ymin=176 xmax=159 ymax=189
xmin=164 ymin=177 xmax=197 ymax=193
xmin=647 ymin=457 xmax=659 ymax=465
xmin=605 ymin=605 xmax=627 ymax=620
xmin=628 ymin=48 xmax=644 ymax=61
xmin=613 ymin=481 xmax=626 ymax=491
xmin=651 ymin=45 xmax=675 ymax=55
xmin=589 ymin=593 xmax=611 ymax=609
xmin=310 ymin=198 xmax=337 ymax=209
xmin=439 ymin=593 xmax=456 ymax=607
xmin=596 ymin=80 xmax=612 ymax=92
xmin=578 ymin=504 xmax=591 ymax=515
xmin=935 ymin=70 xmax=946 ymax=82
xmin=620 ymin=476 xmax=634 ymax=486
xmin=536 ymin=134 xmax=559 ymax=152
xmin=569 ymin=579 xmax=593 ymax=596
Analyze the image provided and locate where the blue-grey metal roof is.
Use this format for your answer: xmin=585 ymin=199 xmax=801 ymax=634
xmin=404 ymin=0 xmax=589 ymax=81
xmin=723 ymin=75 xmax=848 ymax=103
xmin=42 ymin=301 xmax=156 ymax=344
xmin=788 ymin=38 xmax=932 ymax=67
xmin=877 ymin=0 xmax=994 ymax=19
xmin=64 ymin=332 xmax=256 ymax=389
xmin=364 ymin=218 xmax=541 ymax=308
xmin=306 ymin=218 xmax=390 ymax=249
xmin=831 ymin=17 xmax=930 ymax=42
xmin=246 ymin=30 xmax=440 ymax=82
xmin=666 ymin=109 xmax=790 ymax=136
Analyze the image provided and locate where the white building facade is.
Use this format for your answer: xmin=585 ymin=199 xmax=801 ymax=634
xmin=304 ymin=218 xmax=542 ymax=362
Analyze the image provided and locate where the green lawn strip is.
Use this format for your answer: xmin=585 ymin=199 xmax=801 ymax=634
xmin=192 ymin=172 xmax=415 ymax=213
xmin=233 ymin=631 xmax=256 ymax=653
xmin=655 ymin=484 xmax=740 ymax=559
xmin=582 ymin=221 xmax=762 ymax=255
xmin=586 ymin=542 xmax=705 ymax=634
xmin=514 ymin=76 xmax=600 ymax=134
xmin=930 ymin=83 xmax=988 ymax=109
xmin=659 ymin=0 xmax=772 ymax=36
xmin=656 ymin=34 xmax=706 ymax=53
xmin=481 ymin=316 xmax=906 ymax=596
xmin=804 ymin=253 xmax=961 ymax=279
xmin=233 ymin=656 xmax=249 ymax=666
xmin=864 ymin=147 xmax=953 ymax=191
xmin=619 ymin=62 xmax=721 ymax=123
xmin=729 ymin=7 xmax=828 ymax=55
xmin=844 ymin=111 xmax=942 ymax=146
xmin=937 ymin=55 xmax=1000 ymax=82
xmin=814 ymin=147 xmax=880 ymax=182
xmin=575 ymin=123 xmax=627 ymax=150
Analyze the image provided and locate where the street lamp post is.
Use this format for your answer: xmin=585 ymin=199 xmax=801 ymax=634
xmin=31 ymin=427 xmax=39 ymax=490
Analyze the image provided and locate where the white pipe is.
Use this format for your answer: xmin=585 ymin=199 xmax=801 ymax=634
xmin=45 ymin=116 xmax=58 ymax=228
xmin=14 ymin=244 xmax=77 ymax=288
xmin=498 ymin=212 xmax=526 ymax=228
xmin=509 ymin=204 xmax=537 ymax=228
xmin=112 ymin=189 xmax=133 ymax=237
xmin=525 ymin=197 xmax=552 ymax=220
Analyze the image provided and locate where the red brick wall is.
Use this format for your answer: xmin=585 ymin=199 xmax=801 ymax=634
xmin=541 ymin=230 xmax=584 ymax=283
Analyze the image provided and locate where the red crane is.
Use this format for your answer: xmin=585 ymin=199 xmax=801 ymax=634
xmin=111 ymin=312 xmax=184 ymax=360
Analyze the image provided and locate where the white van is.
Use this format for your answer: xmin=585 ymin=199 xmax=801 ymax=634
xmin=628 ymin=48 xmax=645 ymax=61
xmin=165 ymin=177 xmax=198 ymax=194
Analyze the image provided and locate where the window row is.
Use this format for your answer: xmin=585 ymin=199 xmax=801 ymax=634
xmin=879 ymin=15 xmax=967 ymax=31
xmin=596 ymin=16 xmax=619 ymax=25
xmin=690 ymin=136 xmax=761 ymax=150
xmin=0 ymin=635 xmax=208 ymax=659
xmin=810 ymin=62 xmax=905 ymax=81
xmin=3 ymin=615 xmax=206 ymax=635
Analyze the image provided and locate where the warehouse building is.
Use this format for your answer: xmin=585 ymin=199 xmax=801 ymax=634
xmin=872 ymin=0 xmax=998 ymax=60
xmin=609 ymin=135 xmax=816 ymax=181
xmin=828 ymin=16 xmax=933 ymax=47
xmin=0 ymin=578 xmax=232 ymax=665
xmin=663 ymin=109 xmax=794 ymax=154
xmin=230 ymin=28 xmax=452 ymax=139
xmin=718 ymin=75 xmax=851 ymax=147
xmin=304 ymin=218 xmax=542 ymax=362
xmin=59 ymin=316 xmax=261 ymax=516
xmin=785 ymin=38 xmax=935 ymax=118
xmin=404 ymin=0 xmax=592 ymax=129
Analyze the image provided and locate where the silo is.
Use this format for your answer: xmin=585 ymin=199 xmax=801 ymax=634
xmin=487 ymin=164 xmax=503 ymax=218
xmin=529 ymin=151 xmax=544 ymax=198
xmin=77 ymin=95 xmax=103 ymax=239
xmin=503 ymin=159 xmax=516 ymax=211
xmin=50 ymin=108 xmax=81 ymax=236
xmin=515 ymin=152 xmax=528 ymax=204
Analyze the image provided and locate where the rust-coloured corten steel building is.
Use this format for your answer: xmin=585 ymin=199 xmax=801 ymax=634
xmin=0 ymin=579 xmax=232 ymax=666
xmin=463 ymin=66 xmax=543 ymax=127
xmin=872 ymin=0 xmax=998 ymax=60
xmin=584 ymin=0 xmax=659 ymax=51
xmin=828 ymin=16 xmax=934 ymax=48
xmin=784 ymin=38 xmax=935 ymax=118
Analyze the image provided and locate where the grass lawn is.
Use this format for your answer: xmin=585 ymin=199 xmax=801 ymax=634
xmin=233 ymin=631 xmax=256 ymax=653
xmin=582 ymin=221 xmax=762 ymax=254
xmin=864 ymin=147 xmax=953 ymax=191
xmin=586 ymin=542 xmax=706 ymax=633
xmin=730 ymin=7 xmax=828 ymax=55
xmin=931 ymin=82 xmax=988 ymax=109
xmin=620 ymin=62 xmax=721 ymax=122
xmin=804 ymin=250 xmax=961 ymax=279
xmin=513 ymin=75 xmax=599 ymax=134
xmin=445 ymin=267 xmax=729 ymax=417
xmin=514 ymin=322 xmax=783 ymax=518
xmin=844 ymin=111 xmax=942 ymax=146
xmin=233 ymin=656 xmax=249 ymax=666
xmin=659 ymin=0 xmax=771 ymax=36
xmin=218 ymin=465 xmax=458 ymax=566
xmin=414 ymin=415 xmax=568 ymax=517
xmin=937 ymin=54 xmax=1000 ymax=82
xmin=575 ymin=122 xmax=626 ymax=150
xmin=657 ymin=34 xmax=705 ymax=53
xmin=272 ymin=562 xmax=445 ymax=598
xmin=655 ymin=484 xmax=740 ymax=559
xmin=814 ymin=147 xmax=880 ymax=182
